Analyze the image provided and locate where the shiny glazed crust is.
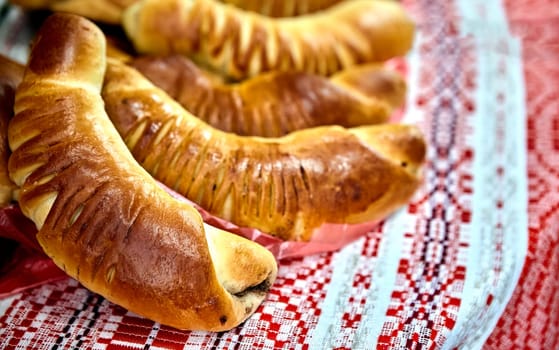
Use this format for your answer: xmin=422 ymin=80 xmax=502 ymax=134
xmin=219 ymin=0 xmax=345 ymax=17
xmin=131 ymin=55 xmax=406 ymax=137
xmin=8 ymin=13 xmax=277 ymax=331
xmin=0 ymin=55 xmax=23 ymax=206
xmin=123 ymin=0 xmax=415 ymax=80
xmin=8 ymin=0 xmax=138 ymax=23
xmin=102 ymin=59 xmax=426 ymax=241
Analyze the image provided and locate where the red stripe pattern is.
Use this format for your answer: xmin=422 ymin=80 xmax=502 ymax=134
xmin=378 ymin=2 xmax=476 ymax=348
xmin=485 ymin=1 xmax=559 ymax=348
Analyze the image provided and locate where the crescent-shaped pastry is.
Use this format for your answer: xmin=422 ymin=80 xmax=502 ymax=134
xmin=8 ymin=13 xmax=277 ymax=331
xmin=123 ymin=0 xmax=415 ymax=80
xmin=0 ymin=55 xmax=22 ymax=206
xmin=219 ymin=0 xmax=345 ymax=17
xmin=8 ymin=0 xmax=137 ymax=24
xmin=131 ymin=54 xmax=406 ymax=137
xmin=102 ymin=59 xmax=426 ymax=242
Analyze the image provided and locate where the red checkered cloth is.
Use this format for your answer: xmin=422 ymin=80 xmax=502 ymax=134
xmin=1 ymin=0 xmax=556 ymax=349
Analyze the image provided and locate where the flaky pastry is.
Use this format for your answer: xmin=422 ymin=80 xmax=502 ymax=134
xmin=9 ymin=13 xmax=277 ymax=331
xmin=102 ymin=59 xmax=426 ymax=241
xmin=131 ymin=54 xmax=406 ymax=137
xmin=123 ymin=0 xmax=415 ymax=80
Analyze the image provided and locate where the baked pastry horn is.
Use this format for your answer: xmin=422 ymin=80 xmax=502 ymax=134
xmin=0 ymin=55 xmax=23 ymax=206
xmin=123 ymin=0 xmax=415 ymax=80
xmin=8 ymin=0 xmax=138 ymax=24
xmin=219 ymin=0 xmax=346 ymax=17
xmin=130 ymin=54 xmax=406 ymax=137
xmin=8 ymin=13 xmax=277 ymax=331
xmin=102 ymin=58 xmax=426 ymax=242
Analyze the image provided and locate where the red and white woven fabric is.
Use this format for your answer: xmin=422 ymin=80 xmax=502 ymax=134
xmin=0 ymin=0 xmax=557 ymax=349
xmin=483 ymin=1 xmax=559 ymax=349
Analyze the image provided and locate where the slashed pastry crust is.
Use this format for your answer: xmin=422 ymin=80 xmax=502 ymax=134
xmin=8 ymin=13 xmax=277 ymax=331
xmin=131 ymin=54 xmax=406 ymax=137
xmin=0 ymin=55 xmax=23 ymax=206
xmin=102 ymin=59 xmax=426 ymax=241
xmin=123 ymin=0 xmax=416 ymax=80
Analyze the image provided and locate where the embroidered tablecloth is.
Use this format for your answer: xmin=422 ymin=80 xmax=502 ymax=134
xmin=0 ymin=0 xmax=557 ymax=349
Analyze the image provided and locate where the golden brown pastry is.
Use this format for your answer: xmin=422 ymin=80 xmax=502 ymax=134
xmin=102 ymin=58 xmax=426 ymax=242
xmin=8 ymin=0 xmax=137 ymax=24
xmin=220 ymin=0 xmax=345 ymax=17
xmin=131 ymin=54 xmax=406 ymax=137
xmin=123 ymin=0 xmax=415 ymax=80
xmin=0 ymin=55 xmax=23 ymax=206
xmin=9 ymin=13 xmax=277 ymax=331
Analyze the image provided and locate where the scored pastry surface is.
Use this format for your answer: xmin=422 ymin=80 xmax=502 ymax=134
xmin=123 ymin=0 xmax=415 ymax=79
xmin=131 ymin=54 xmax=406 ymax=137
xmin=0 ymin=55 xmax=23 ymax=206
xmin=103 ymin=59 xmax=426 ymax=241
xmin=9 ymin=13 xmax=277 ymax=331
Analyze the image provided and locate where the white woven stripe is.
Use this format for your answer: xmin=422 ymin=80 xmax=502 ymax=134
xmin=447 ymin=1 xmax=528 ymax=347
xmin=486 ymin=33 xmax=527 ymax=348
xmin=456 ymin=0 xmax=510 ymax=34
xmin=0 ymin=294 xmax=16 ymax=315
xmin=348 ymin=33 xmax=426 ymax=348
xmin=350 ymin=210 xmax=413 ymax=349
xmin=462 ymin=35 xmax=527 ymax=350
xmin=307 ymin=237 xmax=366 ymax=348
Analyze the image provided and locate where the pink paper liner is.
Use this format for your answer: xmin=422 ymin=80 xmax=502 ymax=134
xmin=0 ymin=181 xmax=385 ymax=297
xmin=0 ymin=205 xmax=66 ymax=298
xmin=161 ymin=182 xmax=382 ymax=260
xmin=0 ymin=246 xmax=65 ymax=298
